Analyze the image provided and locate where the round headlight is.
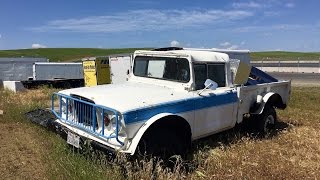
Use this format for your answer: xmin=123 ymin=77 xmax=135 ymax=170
xmin=105 ymin=114 xmax=122 ymax=132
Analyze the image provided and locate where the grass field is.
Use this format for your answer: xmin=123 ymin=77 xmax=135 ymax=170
xmin=1 ymin=48 xmax=320 ymax=61
xmin=251 ymin=51 xmax=320 ymax=61
xmin=0 ymin=87 xmax=319 ymax=179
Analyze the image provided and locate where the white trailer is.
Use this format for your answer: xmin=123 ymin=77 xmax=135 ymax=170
xmin=0 ymin=58 xmax=48 ymax=81
xmin=32 ymin=62 xmax=83 ymax=80
xmin=109 ymin=54 xmax=132 ymax=84
xmin=21 ymin=62 xmax=84 ymax=89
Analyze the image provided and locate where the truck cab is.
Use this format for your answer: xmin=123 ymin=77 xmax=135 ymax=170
xmin=131 ymin=49 xmax=239 ymax=138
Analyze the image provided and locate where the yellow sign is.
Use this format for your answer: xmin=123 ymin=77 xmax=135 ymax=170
xmin=82 ymin=57 xmax=111 ymax=87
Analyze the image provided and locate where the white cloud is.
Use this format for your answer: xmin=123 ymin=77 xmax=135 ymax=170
xmin=219 ymin=42 xmax=231 ymax=47
xmin=30 ymin=9 xmax=253 ymax=33
xmin=233 ymin=24 xmax=305 ymax=33
xmin=227 ymin=45 xmax=239 ymax=50
xmin=285 ymin=3 xmax=295 ymax=8
xmin=233 ymin=1 xmax=294 ymax=10
xmin=240 ymin=41 xmax=246 ymax=45
xmin=31 ymin=43 xmax=47 ymax=49
xmin=219 ymin=42 xmax=240 ymax=50
xmin=170 ymin=40 xmax=180 ymax=47
xmin=232 ymin=2 xmax=262 ymax=8
xmin=0 ymin=34 xmax=2 ymax=39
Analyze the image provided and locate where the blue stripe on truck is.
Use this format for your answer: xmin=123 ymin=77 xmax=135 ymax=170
xmin=123 ymin=92 xmax=238 ymax=124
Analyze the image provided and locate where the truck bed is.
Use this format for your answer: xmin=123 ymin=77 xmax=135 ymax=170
xmin=236 ymin=80 xmax=291 ymax=123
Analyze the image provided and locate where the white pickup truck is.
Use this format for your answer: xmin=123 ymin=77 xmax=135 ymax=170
xmin=52 ymin=48 xmax=291 ymax=157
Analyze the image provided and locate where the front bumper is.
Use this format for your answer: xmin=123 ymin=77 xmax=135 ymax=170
xmin=53 ymin=120 xmax=117 ymax=158
xmin=54 ymin=119 xmax=136 ymax=154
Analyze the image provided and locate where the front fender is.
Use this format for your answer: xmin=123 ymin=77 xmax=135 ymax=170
xmin=125 ymin=113 xmax=176 ymax=155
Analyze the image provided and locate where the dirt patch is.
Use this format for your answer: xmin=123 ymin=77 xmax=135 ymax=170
xmin=0 ymin=122 xmax=49 ymax=179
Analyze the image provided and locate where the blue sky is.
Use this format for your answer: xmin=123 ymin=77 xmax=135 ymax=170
xmin=0 ymin=0 xmax=319 ymax=51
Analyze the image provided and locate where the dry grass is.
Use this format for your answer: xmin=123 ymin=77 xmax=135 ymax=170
xmin=0 ymin=88 xmax=54 ymax=179
xmin=0 ymin=87 xmax=319 ymax=179
xmin=0 ymin=88 xmax=123 ymax=179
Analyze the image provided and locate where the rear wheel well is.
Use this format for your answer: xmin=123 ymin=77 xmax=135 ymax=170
xmin=266 ymin=93 xmax=286 ymax=109
xmin=249 ymin=93 xmax=286 ymax=114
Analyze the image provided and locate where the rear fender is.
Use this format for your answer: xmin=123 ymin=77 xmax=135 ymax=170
xmin=252 ymin=92 xmax=285 ymax=114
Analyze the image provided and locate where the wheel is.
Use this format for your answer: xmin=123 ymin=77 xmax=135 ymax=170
xmin=62 ymin=82 xmax=72 ymax=89
xmin=256 ymin=106 xmax=277 ymax=136
xmin=136 ymin=127 xmax=188 ymax=160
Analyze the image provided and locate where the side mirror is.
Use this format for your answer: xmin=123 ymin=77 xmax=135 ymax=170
xmin=198 ymin=79 xmax=218 ymax=95
xmin=204 ymin=79 xmax=218 ymax=90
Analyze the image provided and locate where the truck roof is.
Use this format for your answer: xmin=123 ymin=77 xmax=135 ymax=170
xmin=134 ymin=49 xmax=230 ymax=63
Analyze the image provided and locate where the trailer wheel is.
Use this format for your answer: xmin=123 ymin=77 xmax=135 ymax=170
xmin=63 ymin=82 xmax=72 ymax=89
xmin=256 ymin=106 xmax=277 ymax=136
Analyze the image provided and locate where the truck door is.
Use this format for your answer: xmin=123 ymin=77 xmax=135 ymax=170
xmin=193 ymin=63 xmax=238 ymax=138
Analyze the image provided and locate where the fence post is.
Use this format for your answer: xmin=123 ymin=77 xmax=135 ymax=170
xmin=297 ymin=57 xmax=300 ymax=73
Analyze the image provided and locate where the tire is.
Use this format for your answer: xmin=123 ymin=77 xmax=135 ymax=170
xmin=63 ymin=82 xmax=72 ymax=89
xmin=136 ymin=127 xmax=187 ymax=160
xmin=256 ymin=106 xmax=277 ymax=136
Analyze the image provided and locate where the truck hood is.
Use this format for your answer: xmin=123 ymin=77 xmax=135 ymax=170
xmin=59 ymin=82 xmax=192 ymax=113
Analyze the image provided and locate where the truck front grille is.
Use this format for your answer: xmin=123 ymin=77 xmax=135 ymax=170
xmin=71 ymin=94 xmax=96 ymax=127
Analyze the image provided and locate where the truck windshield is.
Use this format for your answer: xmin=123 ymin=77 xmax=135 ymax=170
xmin=133 ymin=56 xmax=190 ymax=83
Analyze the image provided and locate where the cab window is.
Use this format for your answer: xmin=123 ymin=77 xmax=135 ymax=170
xmin=194 ymin=64 xmax=207 ymax=90
xmin=133 ymin=56 xmax=190 ymax=83
xmin=194 ymin=63 xmax=226 ymax=90
xmin=208 ymin=63 xmax=226 ymax=87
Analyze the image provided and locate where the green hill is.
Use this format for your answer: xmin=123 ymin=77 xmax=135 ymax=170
xmin=0 ymin=48 xmax=319 ymax=61
xmin=0 ymin=48 xmax=147 ymax=62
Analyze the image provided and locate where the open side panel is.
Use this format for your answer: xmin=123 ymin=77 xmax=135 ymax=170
xmin=246 ymin=67 xmax=278 ymax=85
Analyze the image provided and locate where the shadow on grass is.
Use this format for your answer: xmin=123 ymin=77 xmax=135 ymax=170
xmin=191 ymin=118 xmax=294 ymax=153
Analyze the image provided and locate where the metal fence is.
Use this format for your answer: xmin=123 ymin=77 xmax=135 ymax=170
xmin=251 ymin=60 xmax=320 ymax=74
